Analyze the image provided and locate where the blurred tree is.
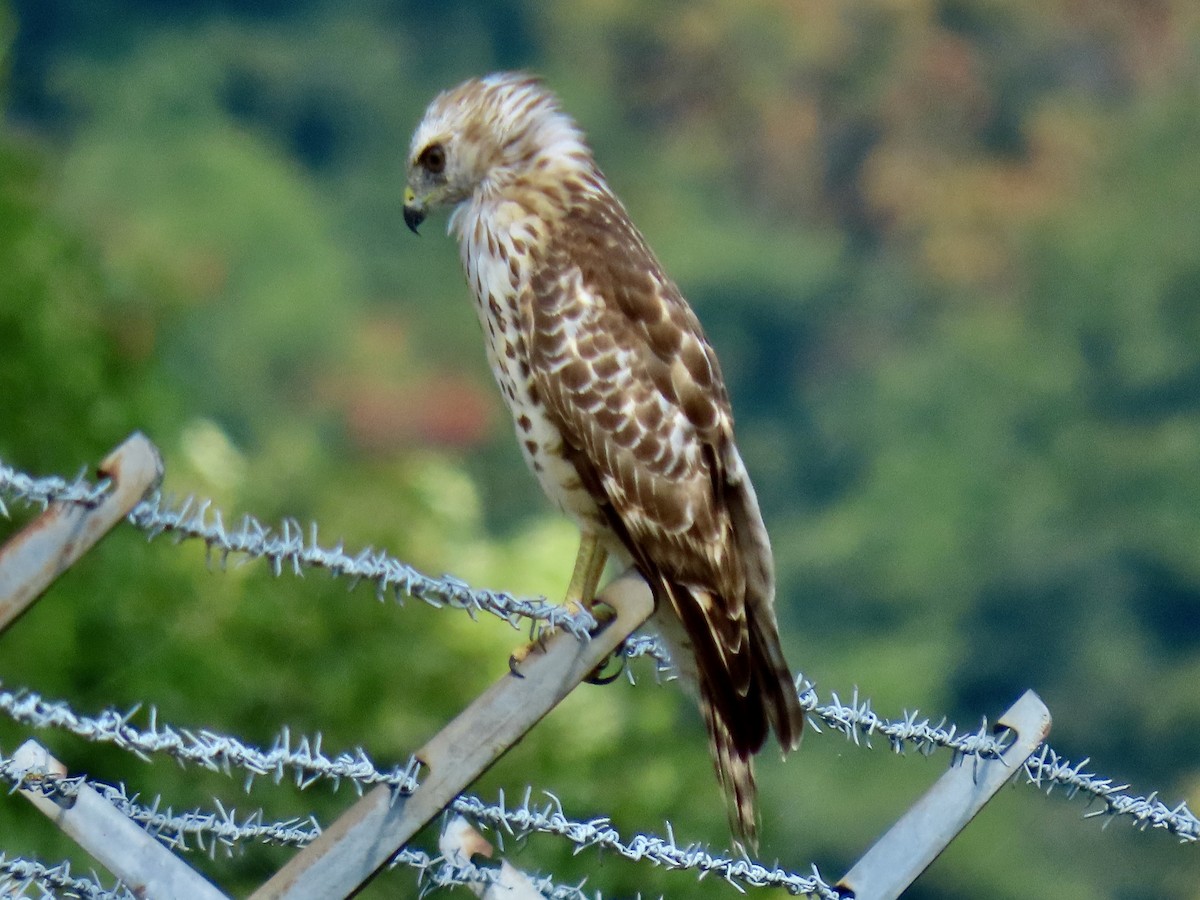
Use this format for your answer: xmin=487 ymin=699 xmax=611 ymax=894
xmin=2 ymin=1 xmax=1199 ymax=896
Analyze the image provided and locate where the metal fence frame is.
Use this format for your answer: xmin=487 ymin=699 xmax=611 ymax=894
xmin=0 ymin=434 xmax=1195 ymax=899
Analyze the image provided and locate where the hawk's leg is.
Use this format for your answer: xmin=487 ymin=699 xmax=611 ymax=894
xmin=509 ymin=531 xmax=612 ymax=678
xmin=566 ymin=533 xmax=627 ymax=683
xmin=564 ymin=530 xmax=608 ymax=616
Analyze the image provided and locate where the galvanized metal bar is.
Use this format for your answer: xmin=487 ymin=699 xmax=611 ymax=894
xmin=249 ymin=570 xmax=655 ymax=900
xmin=836 ymin=689 xmax=1053 ymax=900
xmin=0 ymin=432 xmax=162 ymax=633
xmin=12 ymin=740 xmax=230 ymax=900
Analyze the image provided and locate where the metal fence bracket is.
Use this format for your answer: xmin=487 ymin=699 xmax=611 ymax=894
xmin=0 ymin=432 xmax=162 ymax=633
xmin=12 ymin=740 xmax=230 ymax=900
xmin=836 ymin=689 xmax=1052 ymax=900
xmin=250 ymin=569 xmax=656 ymax=900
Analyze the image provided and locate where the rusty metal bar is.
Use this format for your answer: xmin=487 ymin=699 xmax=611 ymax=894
xmin=249 ymin=569 xmax=656 ymax=900
xmin=0 ymin=433 xmax=162 ymax=633
xmin=836 ymin=689 xmax=1053 ymax=900
xmin=12 ymin=740 xmax=230 ymax=900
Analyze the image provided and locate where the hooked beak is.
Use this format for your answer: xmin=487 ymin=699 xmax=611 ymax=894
xmin=403 ymin=186 xmax=426 ymax=235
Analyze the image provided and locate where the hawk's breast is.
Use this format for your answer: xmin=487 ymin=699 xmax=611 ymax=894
xmin=458 ymin=202 xmax=607 ymax=535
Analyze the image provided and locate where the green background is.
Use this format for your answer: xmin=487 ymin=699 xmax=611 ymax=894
xmin=2 ymin=1 xmax=1198 ymax=896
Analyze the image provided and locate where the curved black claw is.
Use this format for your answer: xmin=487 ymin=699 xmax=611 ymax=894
xmin=508 ymin=654 xmax=526 ymax=679
xmin=584 ymin=649 xmax=626 ymax=685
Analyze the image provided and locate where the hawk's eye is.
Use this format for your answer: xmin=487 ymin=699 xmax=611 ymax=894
xmin=420 ymin=143 xmax=446 ymax=175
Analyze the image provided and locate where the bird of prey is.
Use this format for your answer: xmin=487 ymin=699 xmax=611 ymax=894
xmin=403 ymin=72 xmax=803 ymax=847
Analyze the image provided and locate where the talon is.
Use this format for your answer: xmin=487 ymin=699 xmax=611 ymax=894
xmin=584 ymin=649 xmax=626 ymax=685
xmin=508 ymin=654 xmax=526 ymax=678
xmin=509 ymin=641 xmax=535 ymax=678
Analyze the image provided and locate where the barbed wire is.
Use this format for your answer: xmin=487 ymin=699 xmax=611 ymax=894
xmin=0 ymin=750 xmax=320 ymax=855
xmin=615 ymin=634 xmax=675 ymax=678
xmin=0 ymin=853 xmax=133 ymax=900
xmin=0 ymin=751 xmax=602 ymax=900
xmin=0 ymin=735 xmax=834 ymax=899
xmin=132 ymin=491 xmax=600 ymax=637
xmin=0 ymin=685 xmax=837 ymax=896
xmin=0 ymin=838 xmax=591 ymax=900
xmin=800 ymin=685 xmax=1199 ymax=842
xmin=1021 ymin=743 xmax=1199 ymax=841
xmin=2 ymin=675 xmax=1196 ymax=899
xmin=449 ymin=791 xmax=839 ymax=897
xmin=0 ymin=458 xmax=684 ymax=687
xmin=0 ymin=687 xmax=423 ymax=797
xmin=398 ymin=847 xmax=602 ymax=900
xmin=0 ymin=465 xmax=598 ymax=639
xmin=2 ymin=456 xmax=1198 ymax=899
xmin=0 ymin=463 xmax=111 ymax=517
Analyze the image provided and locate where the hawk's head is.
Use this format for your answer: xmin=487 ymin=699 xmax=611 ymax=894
xmin=403 ymin=72 xmax=591 ymax=234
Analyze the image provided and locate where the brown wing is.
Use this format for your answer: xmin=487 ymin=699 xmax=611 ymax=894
xmin=521 ymin=185 xmax=803 ymax=844
xmin=524 ymin=188 xmax=747 ymax=677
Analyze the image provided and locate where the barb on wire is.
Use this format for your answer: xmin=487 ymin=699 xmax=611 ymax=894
xmin=618 ymin=634 xmax=675 ymax=682
xmin=0 ymin=463 xmax=110 ymax=519
xmin=110 ymin=796 xmax=320 ymax=856
xmin=0 ymin=853 xmax=133 ymax=900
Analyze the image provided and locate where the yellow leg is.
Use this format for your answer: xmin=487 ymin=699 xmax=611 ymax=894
xmin=564 ymin=531 xmax=608 ymax=612
xmin=509 ymin=531 xmax=609 ymax=677
xmin=568 ymin=531 xmax=626 ymax=683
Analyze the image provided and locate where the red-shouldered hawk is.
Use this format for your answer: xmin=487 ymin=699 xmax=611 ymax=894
xmin=403 ymin=73 xmax=803 ymax=848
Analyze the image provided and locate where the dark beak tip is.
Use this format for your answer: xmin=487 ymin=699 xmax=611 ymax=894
xmin=403 ymin=205 xmax=426 ymax=235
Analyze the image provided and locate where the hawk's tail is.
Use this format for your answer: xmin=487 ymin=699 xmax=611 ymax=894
xmin=751 ymin=611 xmax=806 ymax=755
xmin=700 ymin=680 xmax=760 ymax=851
xmin=696 ymin=614 xmax=804 ymax=852
xmin=659 ymin=575 xmax=802 ymax=851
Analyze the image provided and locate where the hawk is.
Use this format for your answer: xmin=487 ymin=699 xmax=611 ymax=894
xmin=403 ymin=72 xmax=803 ymax=847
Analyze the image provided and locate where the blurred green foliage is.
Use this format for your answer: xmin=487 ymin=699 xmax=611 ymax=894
xmin=2 ymin=1 xmax=1199 ymax=897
